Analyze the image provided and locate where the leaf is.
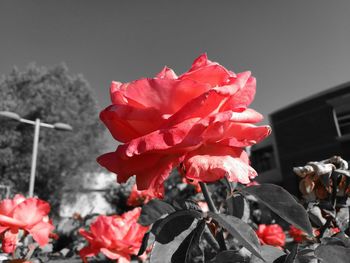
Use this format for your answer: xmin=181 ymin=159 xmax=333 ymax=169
xmin=315 ymin=245 xmax=350 ymax=263
xmin=174 ymin=199 xmax=202 ymax=212
xmin=149 ymin=210 xmax=202 ymax=263
xmin=284 ymin=243 xmax=298 ymax=263
xmin=334 ymin=232 xmax=350 ymax=248
xmin=202 ymin=225 xmax=220 ymax=251
xmin=138 ymin=230 xmax=155 ymax=256
xmin=336 ymin=207 xmax=349 ymax=231
xmin=241 ymin=184 xmax=313 ymax=235
xmin=151 ymin=210 xmax=203 ymax=237
xmin=138 ymin=199 xmax=176 ymax=226
xmin=139 ymin=210 xmax=200 ymax=256
xmin=294 ymin=249 xmax=316 ymax=263
xmin=211 ymin=250 xmax=247 ymax=263
xmin=227 ymin=194 xmax=250 ymax=223
xmin=320 ymin=237 xmax=345 ymax=246
xmin=307 ymin=205 xmax=326 ymax=227
xmin=171 ymin=220 xmax=206 ymax=263
xmin=251 ymin=245 xmax=286 ymax=263
xmin=207 ymin=212 xmax=263 ymax=260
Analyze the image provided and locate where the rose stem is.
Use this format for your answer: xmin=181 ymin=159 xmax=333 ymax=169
xmin=200 ymin=182 xmax=218 ymax=213
xmin=199 ymin=182 xmax=227 ymax=251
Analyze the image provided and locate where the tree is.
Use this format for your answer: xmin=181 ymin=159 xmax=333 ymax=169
xmin=0 ymin=64 xmax=105 ymax=213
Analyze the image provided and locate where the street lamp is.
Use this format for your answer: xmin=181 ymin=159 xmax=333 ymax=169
xmin=0 ymin=111 xmax=73 ymax=197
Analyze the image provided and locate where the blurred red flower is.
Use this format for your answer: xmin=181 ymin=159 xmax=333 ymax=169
xmin=289 ymin=225 xmax=305 ymax=243
xmin=79 ymin=207 xmax=149 ymax=263
xmin=331 ymin=227 xmax=340 ymax=234
xmin=0 ymin=194 xmax=55 ymax=253
xmin=98 ymin=54 xmax=270 ymax=194
xmin=256 ymin=224 xmax=286 ymax=248
xmin=126 ymin=184 xmax=160 ymax=207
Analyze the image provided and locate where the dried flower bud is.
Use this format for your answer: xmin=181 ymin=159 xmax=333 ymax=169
xmin=308 ymin=162 xmax=335 ymax=177
xmin=299 ymin=177 xmax=315 ymax=195
xmin=293 ymin=165 xmax=314 ymax=178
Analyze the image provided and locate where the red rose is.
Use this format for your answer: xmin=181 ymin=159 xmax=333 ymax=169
xmin=0 ymin=195 xmax=55 ymax=253
xmin=256 ymin=224 xmax=286 ymax=247
xmin=1 ymin=229 xmax=18 ymax=253
xmin=331 ymin=227 xmax=340 ymax=235
xmin=126 ymin=184 xmax=160 ymax=207
xmin=98 ymin=54 xmax=270 ymax=194
xmin=289 ymin=225 xmax=305 ymax=243
xmin=79 ymin=207 xmax=149 ymax=263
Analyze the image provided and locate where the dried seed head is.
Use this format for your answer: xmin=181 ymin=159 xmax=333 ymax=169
xmin=293 ymin=165 xmax=314 ymax=178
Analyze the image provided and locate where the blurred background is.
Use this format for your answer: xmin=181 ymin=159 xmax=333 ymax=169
xmin=1 ymin=0 xmax=350 ymax=216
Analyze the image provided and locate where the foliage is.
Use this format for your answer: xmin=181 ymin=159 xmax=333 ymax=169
xmin=0 ymin=64 xmax=105 ymax=211
xmin=135 ymin=156 xmax=350 ymax=263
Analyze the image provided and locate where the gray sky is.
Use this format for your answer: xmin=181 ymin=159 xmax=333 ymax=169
xmin=1 ymin=1 xmax=350 ymax=147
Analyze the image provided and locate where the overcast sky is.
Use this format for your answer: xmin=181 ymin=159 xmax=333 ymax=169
xmin=1 ymin=1 xmax=350 ymax=148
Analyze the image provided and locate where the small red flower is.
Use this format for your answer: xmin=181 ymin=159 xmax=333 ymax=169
xmin=289 ymin=225 xmax=306 ymax=243
xmin=0 ymin=195 xmax=55 ymax=254
xmin=331 ymin=227 xmax=340 ymax=235
xmin=79 ymin=207 xmax=149 ymax=263
xmin=1 ymin=229 xmax=18 ymax=253
xmin=127 ymin=184 xmax=161 ymax=207
xmin=313 ymin=228 xmax=321 ymax=237
xmin=256 ymin=224 xmax=286 ymax=248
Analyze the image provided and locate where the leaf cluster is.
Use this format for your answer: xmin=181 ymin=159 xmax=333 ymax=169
xmin=138 ymin=184 xmax=314 ymax=263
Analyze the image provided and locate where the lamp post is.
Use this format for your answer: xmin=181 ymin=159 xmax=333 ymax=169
xmin=0 ymin=111 xmax=73 ymax=197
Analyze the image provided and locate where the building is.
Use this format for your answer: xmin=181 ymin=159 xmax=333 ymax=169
xmin=251 ymin=82 xmax=350 ymax=194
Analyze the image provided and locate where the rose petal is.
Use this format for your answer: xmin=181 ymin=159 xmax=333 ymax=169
xmin=205 ymin=122 xmax=271 ymax=147
xmin=119 ymin=110 xmax=268 ymax=157
xmin=0 ymin=225 xmax=9 ymax=234
xmin=100 ymin=248 xmax=123 ymax=260
xmin=179 ymin=54 xmax=233 ymax=87
xmin=79 ymin=246 xmax=100 ymax=263
xmin=0 ymin=200 xmax=16 ymax=217
xmin=90 ymin=216 xmax=115 ymax=245
xmin=135 ymin=155 xmax=183 ymax=191
xmin=119 ymin=118 xmax=204 ymax=157
xmin=12 ymin=194 xmax=26 ymax=205
xmin=184 ymin=145 xmax=257 ymax=184
xmin=109 ymin=78 xmax=210 ymax=115
xmin=220 ymin=73 xmax=256 ymax=111
xmin=13 ymin=198 xmax=50 ymax=227
xmin=211 ymin=109 xmax=264 ymax=124
xmin=97 ymin=152 xmax=164 ymax=183
xmin=165 ymin=83 xmax=240 ymax=128
xmin=156 ymin=66 xmax=178 ymax=79
xmin=0 ymin=214 xmax=26 ymax=228
xmin=79 ymin=228 xmax=95 ymax=243
xmin=98 ymin=150 xmax=182 ymax=192
xmin=0 ymin=194 xmax=26 ymax=217
xmin=28 ymin=221 xmax=54 ymax=246
xmin=100 ymin=104 xmax=165 ymax=142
